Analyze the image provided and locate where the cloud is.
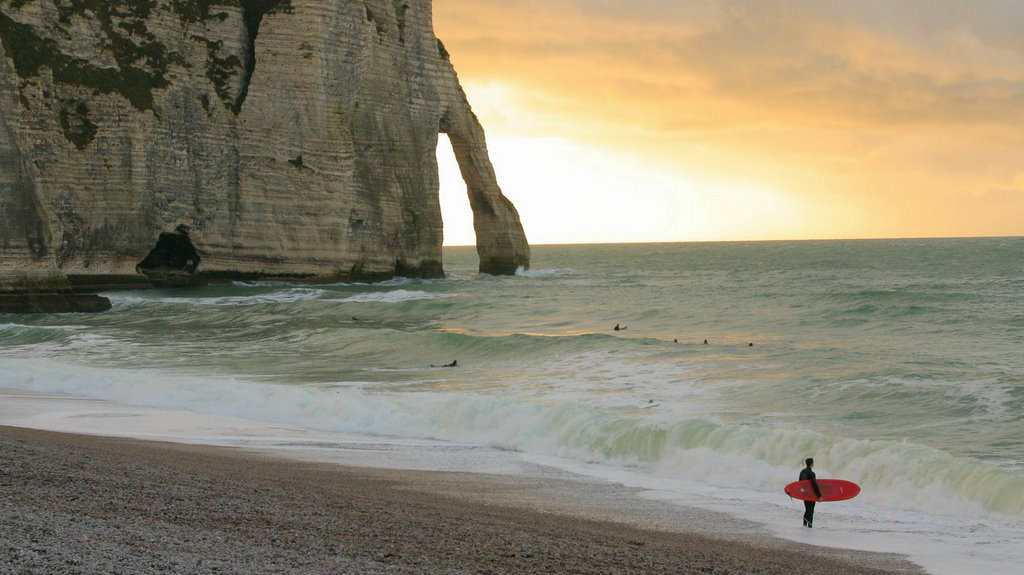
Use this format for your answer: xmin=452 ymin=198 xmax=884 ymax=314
xmin=439 ymin=0 xmax=1024 ymax=126
xmin=433 ymin=0 xmax=1024 ymax=239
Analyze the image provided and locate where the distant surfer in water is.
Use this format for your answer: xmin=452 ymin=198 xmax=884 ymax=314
xmin=800 ymin=458 xmax=822 ymax=527
xmin=431 ymin=360 xmax=459 ymax=368
xmin=614 ymin=324 xmax=628 ymax=331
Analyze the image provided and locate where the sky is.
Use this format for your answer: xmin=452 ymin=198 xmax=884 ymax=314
xmin=431 ymin=0 xmax=1024 ymax=245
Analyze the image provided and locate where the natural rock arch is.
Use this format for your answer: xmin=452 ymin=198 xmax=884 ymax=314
xmin=436 ymin=56 xmax=530 ymax=275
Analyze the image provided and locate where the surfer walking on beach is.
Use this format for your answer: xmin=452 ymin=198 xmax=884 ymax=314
xmin=800 ymin=458 xmax=822 ymax=527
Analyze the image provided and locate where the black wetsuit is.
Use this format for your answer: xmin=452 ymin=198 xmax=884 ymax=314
xmin=799 ymin=467 xmax=822 ymax=527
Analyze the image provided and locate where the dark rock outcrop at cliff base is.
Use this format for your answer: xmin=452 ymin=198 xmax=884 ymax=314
xmin=0 ymin=0 xmax=529 ymax=293
xmin=0 ymin=294 xmax=111 ymax=314
xmin=136 ymin=224 xmax=202 ymax=286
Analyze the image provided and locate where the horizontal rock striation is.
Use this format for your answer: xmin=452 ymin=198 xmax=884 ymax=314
xmin=0 ymin=0 xmax=529 ymax=295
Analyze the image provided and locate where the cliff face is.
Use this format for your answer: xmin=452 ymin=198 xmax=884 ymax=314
xmin=0 ymin=0 xmax=529 ymax=292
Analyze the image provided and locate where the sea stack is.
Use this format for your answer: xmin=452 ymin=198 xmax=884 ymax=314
xmin=0 ymin=0 xmax=530 ymax=305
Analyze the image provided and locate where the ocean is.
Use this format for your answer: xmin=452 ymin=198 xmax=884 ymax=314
xmin=2 ymin=238 xmax=1022 ymax=574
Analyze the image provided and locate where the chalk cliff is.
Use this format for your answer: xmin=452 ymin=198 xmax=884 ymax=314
xmin=0 ymin=0 xmax=529 ymax=293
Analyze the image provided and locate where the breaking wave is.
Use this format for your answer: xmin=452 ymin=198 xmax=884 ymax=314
xmin=336 ymin=290 xmax=450 ymax=303
xmin=3 ymin=358 xmax=1021 ymax=520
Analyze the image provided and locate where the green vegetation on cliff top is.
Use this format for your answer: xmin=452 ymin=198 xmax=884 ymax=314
xmin=0 ymin=0 xmax=295 ymax=141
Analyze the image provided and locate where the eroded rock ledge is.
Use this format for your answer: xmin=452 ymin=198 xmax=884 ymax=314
xmin=0 ymin=0 xmax=529 ymax=298
xmin=0 ymin=293 xmax=111 ymax=314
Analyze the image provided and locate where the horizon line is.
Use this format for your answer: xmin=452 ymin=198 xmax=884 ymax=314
xmin=441 ymin=234 xmax=1024 ymax=248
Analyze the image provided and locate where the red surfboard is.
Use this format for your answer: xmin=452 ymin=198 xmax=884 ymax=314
xmin=784 ymin=479 xmax=861 ymax=502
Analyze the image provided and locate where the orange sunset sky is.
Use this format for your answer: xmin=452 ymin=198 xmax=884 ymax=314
xmin=431 ymin=0 xmax=1024 ymax=245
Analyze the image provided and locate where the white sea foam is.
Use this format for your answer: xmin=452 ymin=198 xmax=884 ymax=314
xmin=335 ymin=290 xmax=449 ymax=303
xmin=0 ymin=389 xmax=529 ymax=476
xmin=378 ymin=277 xmax=419 ymax=287
xmin=231 ymin=280 xmax=303 ymax=288
xmin=957 ymin=378 xmax=1014 ymax=418
xmin=0 ymin=323 xmax=88 ymax=332
xmin=231 ymin=277 xmax=422 ymax=289
xmin=515 ymin=267 xmax=574 ymax=278
xmin=110 ymin=288 xmax=327 ymax=307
